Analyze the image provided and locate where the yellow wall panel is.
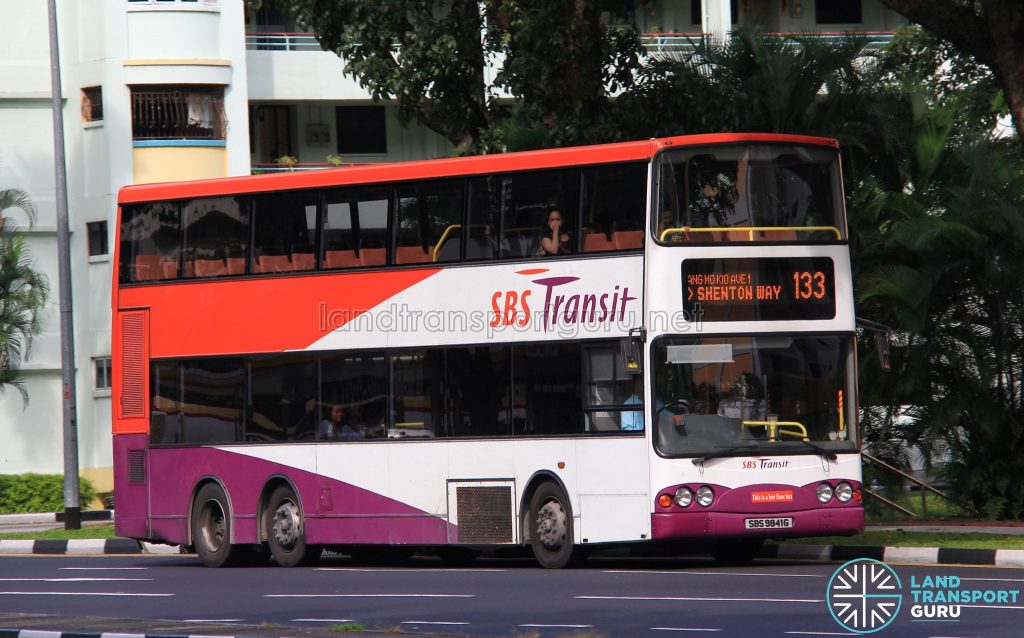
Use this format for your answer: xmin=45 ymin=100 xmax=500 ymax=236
xmin=132 ymin=146 xmax=227 ymax=184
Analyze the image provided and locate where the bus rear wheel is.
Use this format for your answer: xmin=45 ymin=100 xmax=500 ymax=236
xmin=264 ymin=485 xmax=320 ymax=567
xmin=191 ymin=483 xmax=245 ymax=568
xmin=529 ymin=482 xmax=582 ymax=569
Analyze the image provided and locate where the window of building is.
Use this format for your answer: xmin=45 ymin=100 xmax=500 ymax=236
xmin=336 ymin=106 xmax=386 ymax=154
xmin=815 ymin=0 xmax=862 ymax=24
xmin=690 ymin=0 xmax=738 ymax=25
xmin=94 ymin=357 xmax=112 ymax=392
xmin=130 ymin=86 xmax=226 ymax=140
xmin=87 ymin=221 xmax=109 ymax=257
xmin=322 ymin=187 xmax=390 ymax=269
xmin=81 ymin=87 xmax=102 ymax=122
xmin=580 ymin=163 xmax=647 ymax=253
xmin=251 ymin=191 xmax=318 ymax=273
xmin=182 ymin=196 xmax=249 ymax=278
xmin=395 ymin=180 xmax=464 ymax=265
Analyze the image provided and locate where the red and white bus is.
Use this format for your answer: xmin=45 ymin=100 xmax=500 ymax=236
xmin=112 ymin=133 xmax=862 ymax=568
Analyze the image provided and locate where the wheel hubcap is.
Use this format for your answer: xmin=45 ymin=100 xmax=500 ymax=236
xmin=272 ymin=500 xmax=301 ymax=549
xmin=200 ymin=501 xmax=225 ymax=551
xmin=535 ymin=499 xmax=567 ymax=550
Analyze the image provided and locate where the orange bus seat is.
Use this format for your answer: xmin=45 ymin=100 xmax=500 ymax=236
xmin=134 ymin=255 xmax=161 ymax=281
xmin=161 ymin=259 xmax=179 ymax=279
xmin=324 ymin=250 xmax=360 ymax=269
xmin=395 ymin=245 xmax=430 ymax=265
xmin=359 ymin=248 xmax=386 ymax=267
xmin=613 ymin=230 xmax=643 ymax=250
xmin=291 ymin=252 xmax=315 ymax=271
xmin=583 ymin=232 xmax=616 ymax=252
xmin=225 ymin=257 xmax=245 ymax=275
xmin=255 ymin=254 xmax=293 ymax=273
xmin=193 ymin=258 xmax=226 ymax=278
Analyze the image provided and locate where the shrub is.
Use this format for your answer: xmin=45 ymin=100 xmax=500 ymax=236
xmin=0 ymin=473 xmax=96 ymax=513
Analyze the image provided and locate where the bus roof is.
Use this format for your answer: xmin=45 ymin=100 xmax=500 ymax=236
xmin=118 ymin=133 xmax=838 ymax=205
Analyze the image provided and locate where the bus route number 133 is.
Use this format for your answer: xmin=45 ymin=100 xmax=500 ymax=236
xmin=793 ymin=271 xmax=827 ymax=300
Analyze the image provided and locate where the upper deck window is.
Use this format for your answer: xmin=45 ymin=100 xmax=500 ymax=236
xmin=182 ymin=196 xmax=249 ymax=279
xmin=656 ymin=145 xmax=845 ymax=243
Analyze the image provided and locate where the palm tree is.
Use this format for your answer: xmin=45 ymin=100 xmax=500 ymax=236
xmin=0 ymin=189 xmax=50 ymax=406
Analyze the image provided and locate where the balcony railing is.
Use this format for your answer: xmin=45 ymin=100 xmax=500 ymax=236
xmin=246 ymin=31 xmax=895 ymax=54
xmin=251 ymin=162 xmax=371 ymax=174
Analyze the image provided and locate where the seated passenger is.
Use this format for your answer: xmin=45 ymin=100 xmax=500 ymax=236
xmin=538 ymin=210 xmax=571 ymax=256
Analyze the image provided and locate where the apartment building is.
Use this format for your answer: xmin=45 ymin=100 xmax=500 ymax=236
xmin=0 ymin=0 xmax=904 ymax=502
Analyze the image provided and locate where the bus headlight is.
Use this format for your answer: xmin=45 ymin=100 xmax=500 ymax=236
xmin=674 ymin=487 xmax=693 ymax=507
xmin=816 ymin=482 xmax=834 ymax=503
xmin=835 ymin=482 xmax=853 ymax=503
xmin=696 ymin=486 xmax=714 ymax=507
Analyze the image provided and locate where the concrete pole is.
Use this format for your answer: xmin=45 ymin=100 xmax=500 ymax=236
xmin=46 ymin=0 xmax=81 ymax=530
xmin=703 ymin=0 xmax=733 ymax=45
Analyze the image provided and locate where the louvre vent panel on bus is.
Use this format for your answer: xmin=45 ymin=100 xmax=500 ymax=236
xmin=456 ymin=485 xmax=514 ymax=544
xmin=119 ymin=313 xmax=146 ymax=419
xmin=127 ymin=448 xmax=146 ymax=484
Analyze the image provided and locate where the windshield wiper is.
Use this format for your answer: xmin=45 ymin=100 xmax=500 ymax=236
xmin=798 ymin=439 xmax=837 ymax=461
xmin=691 ymin=444 xmax=762 ymax=466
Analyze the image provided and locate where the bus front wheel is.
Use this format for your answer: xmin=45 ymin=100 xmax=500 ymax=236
xmin=191 ymin=483 xmax=245 ymax=568
xmin=529 ymin=482 xmax=582 ymax=569
xmin=264 ymin=485 xmax=321 ymax=567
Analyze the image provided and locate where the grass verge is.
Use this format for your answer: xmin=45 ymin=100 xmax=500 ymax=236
xmin=778 ymin=529 xmax=1024 ymax=551
xmin=0 ymin=524 xmax=119 ymax=541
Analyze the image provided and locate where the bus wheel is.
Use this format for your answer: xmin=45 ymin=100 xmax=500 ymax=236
xmin=529 ymin=482 xmax=581 ymax=569
xmin=265 ymin=485 xmax=320 ymax=567
xmin=191 ymin=483 xmax=243 ymax=568
xmin=710 ymin=539 xmax=764 ymax=565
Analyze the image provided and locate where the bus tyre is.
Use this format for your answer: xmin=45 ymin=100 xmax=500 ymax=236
xmin=264 ymin=485 xmax=320 ymax=567
xmin=191 ymin=483 xmax=244 ymax=568
xmin=529 ymin=482 xmax=581 ymax=569
xmin=710 ymin=539 xmax=764 ymax=565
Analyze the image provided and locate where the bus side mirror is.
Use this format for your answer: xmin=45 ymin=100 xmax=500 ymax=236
xmin=875 ymin=333 xmax=891 ymax=372
xmin=620 ymin=337 xmax=642 ymax=375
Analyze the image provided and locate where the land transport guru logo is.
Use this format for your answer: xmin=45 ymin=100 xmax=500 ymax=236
xmin=489 ymin=268 xmax=636 ymax=330
xmin=826 ymin=558 xmax=1021 ymax=633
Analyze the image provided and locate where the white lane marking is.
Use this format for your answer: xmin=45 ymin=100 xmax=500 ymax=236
xmin=519 ymin=624 xmax=593 ymax=629
xmin=180 ymin=619 xmax=243 ymax=623
xmin=0 ymin=578 xmax=151 ymax=582
xmin=401 ymin=621 xmax=470 ymax=625
xmin=577 ymin=596 xmax=821 ymax=603
xmin=266 ymin=593 xmax=474 ymax=598
xmin=651 ymin=628 xmax=722 ymax=632
xmin=59 ymin=567 xmax=149 ymax=571
xmin=0 ymin=592 xmax=172 ymax=597
xmin=605 ymin=570 xmax=823 ymax=578
xmin=292 ymin=619 xmax=357 ymax=623
xmin=314 ymin=567 xmax=506 ymax=573
xmin=784 ymin=632 xmax=856 ymax=636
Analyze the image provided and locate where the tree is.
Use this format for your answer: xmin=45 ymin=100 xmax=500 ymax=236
xmin=879 ymin=0 xmax=1024 ymax=141
xmin=0 ymin=189 xmax=50 ymax=406
xmin=260 ymin=0 xmax=642 ymax=152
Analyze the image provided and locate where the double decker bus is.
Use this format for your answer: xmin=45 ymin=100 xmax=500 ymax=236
xmin=112 ymin=133 xmax=862 ymax=568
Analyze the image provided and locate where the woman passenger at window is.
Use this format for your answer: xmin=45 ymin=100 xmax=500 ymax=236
xmin=538 ymin=209 xmax=571 ymax=256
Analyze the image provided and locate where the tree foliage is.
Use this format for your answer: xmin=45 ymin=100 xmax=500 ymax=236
xmin=0 ymin=189 xmax=50 ymax=406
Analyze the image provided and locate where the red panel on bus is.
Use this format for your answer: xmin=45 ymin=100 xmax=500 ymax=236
xmin=118 ymin=268 xmax=441 ymax=359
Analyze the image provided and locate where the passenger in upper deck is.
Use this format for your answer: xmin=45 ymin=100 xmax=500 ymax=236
xmin=538 ymin=210 xmax=572 ymax=256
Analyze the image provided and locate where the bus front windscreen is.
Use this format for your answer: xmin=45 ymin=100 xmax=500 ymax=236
xmin=652 ymin=335 xmax=857 ymax=458
xmin=656 ymin=144 xmax=846 ymax=243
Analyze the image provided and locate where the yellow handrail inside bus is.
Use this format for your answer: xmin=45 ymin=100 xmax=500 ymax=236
xmin=659 ymin=225 xmax=843 ymax=241
xmin=741 ymin=420 xmax=809 ymax=442
xmin=432 ymin=224 xmax=462 ymax=262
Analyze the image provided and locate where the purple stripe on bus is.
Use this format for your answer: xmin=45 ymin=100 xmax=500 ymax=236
xmin=114 ymin=434 xmax=454 ymax=546
xmin=650 ymin=507 xmax=864 ymax=540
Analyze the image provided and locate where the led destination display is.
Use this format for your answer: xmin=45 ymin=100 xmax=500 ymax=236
xmin=682 ymin=257 xmax=836 ymax=321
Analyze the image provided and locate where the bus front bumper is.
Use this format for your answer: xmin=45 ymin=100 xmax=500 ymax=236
xmin=651 ymin=506 xmax=863 ymax=540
